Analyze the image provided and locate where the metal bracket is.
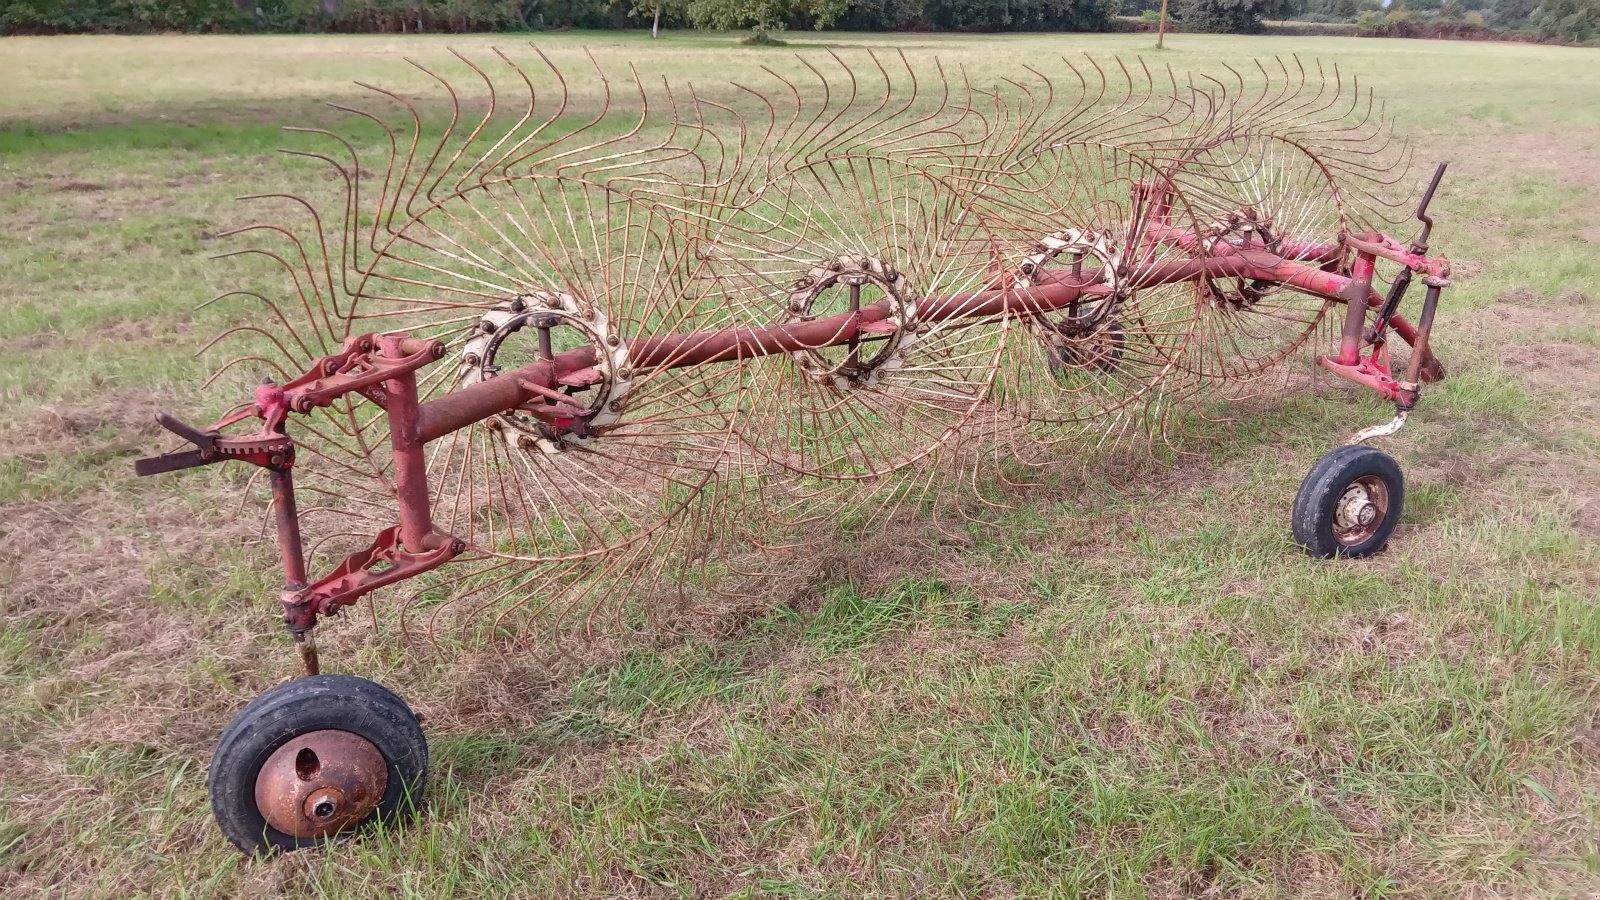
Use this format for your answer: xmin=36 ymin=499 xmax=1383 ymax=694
xmin=281 ymin=525 xmax=465 ymax=634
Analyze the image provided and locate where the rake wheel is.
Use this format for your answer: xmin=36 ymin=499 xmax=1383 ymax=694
xmin=691 ymin=156 xmax=1006 ymax=481
xmin=1163 ymin=131 xmax=1348 ymax=380
xmin=968 ymin=142 xmax=1206 ymax=455
xmin=198 ymin=53 xmax=765 ymax=639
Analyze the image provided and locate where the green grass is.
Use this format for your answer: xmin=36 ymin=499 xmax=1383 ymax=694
xmin=2 ymin=29 xmax=1600 ymax=899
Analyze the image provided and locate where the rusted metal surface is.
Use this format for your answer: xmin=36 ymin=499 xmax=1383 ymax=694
xmin=1389 ymin=313 xmax=1447 ymax=383
xmin=135 ymin=52 xmax=1455 ymax=660
xmin=1333 ymin=475 xmax=1392 ymax=547
xmin=282 ymin=524 xmax=462 ymax=633
xmin=254 ymin=730 xmax=387 ymax=839
xmin=294 ymin=632 xmax=320 ymax=678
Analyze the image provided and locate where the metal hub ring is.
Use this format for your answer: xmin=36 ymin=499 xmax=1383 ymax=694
xmin=254 ymin=729 xmax=388 ymax=839
xmin=459 ymin=290 xmax=631 ymax=454
xmin=785 ymin=253 xmax=918 ymax=390
xmin=1202 ymin=208 xmax=1283 ymax=311
xmin=1333 ymin=475 xmax=1390 ymax=545
xmin=1017 ymin=228 xmax=1126 ymax=344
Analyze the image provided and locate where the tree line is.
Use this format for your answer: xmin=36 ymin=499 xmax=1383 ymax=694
xmin=1282 ymin=0 xmax=1594 ymax=39
xmin=1 ymin=0 xmax=1593 ymax=43
xmin=0 ymin=0 xmax=1117 ymax=33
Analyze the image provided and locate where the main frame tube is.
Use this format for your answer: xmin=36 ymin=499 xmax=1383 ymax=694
xmin=411 ymin=239 xmax=1394 ymax=444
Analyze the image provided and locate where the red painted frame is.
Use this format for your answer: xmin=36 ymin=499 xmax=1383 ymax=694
xmin=137 ymin=182 xmax=1451 ymax=670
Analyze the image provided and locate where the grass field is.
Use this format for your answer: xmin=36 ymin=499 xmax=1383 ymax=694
xmin=2 ymin=30 xmax=1599 ymax=898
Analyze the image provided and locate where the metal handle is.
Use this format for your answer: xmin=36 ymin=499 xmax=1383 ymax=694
xmin=1413 ymin=162 xmax=1448 ymax=251
xmin=155 ymin=411 xmax=217 ymax=452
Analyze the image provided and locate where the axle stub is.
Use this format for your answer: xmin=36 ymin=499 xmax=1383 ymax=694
xmin=209 ymin=675 xmax=427 ymax=854
xmin=1046 ymin=316 xmax=1125 ymax=376
xmin=1292 ymin=444 xmax=1405 ymax=559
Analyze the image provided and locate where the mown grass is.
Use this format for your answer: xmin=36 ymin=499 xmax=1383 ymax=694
xmin=2 ymin=30 xmax=1599 ymax=898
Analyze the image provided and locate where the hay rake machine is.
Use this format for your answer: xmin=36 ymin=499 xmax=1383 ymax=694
xmin=133 ymin=50 xmax=1453 ymax=854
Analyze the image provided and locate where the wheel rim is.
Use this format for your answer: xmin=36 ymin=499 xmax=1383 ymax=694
xmin=254 ymin=730 xmax=389 ymax=839
xmin=1332 ymin=475 xmax=1390 ymax=547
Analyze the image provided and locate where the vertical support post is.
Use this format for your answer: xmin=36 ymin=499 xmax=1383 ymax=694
xmin=846 ymin=280 xmax=862 ymax=369
xmin=1337 ymin=252 xmax=1376 ymax=366
xmin=378 ymin=334 xmax=436 ymax=555
xmin=1401 ymin=282 xmax=1444 ymax=389
xmin=270 ymin=463 xmax=319 ymax=676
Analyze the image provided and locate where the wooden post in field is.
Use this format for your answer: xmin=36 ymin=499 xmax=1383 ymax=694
xmin=1157 ymin=0 xmax=1170 ymax=47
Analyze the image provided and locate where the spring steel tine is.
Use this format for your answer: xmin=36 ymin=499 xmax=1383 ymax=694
xmin=519 ymin=49 xmax=616 ymax=172
xmin=392 ymin=57 xmax=460 ymax=221
xmin=858 ymin=51 xmax=923 ymax=152
xmin=239 ymin=192 xmax=345 ymax=331
xmin=814 ymin=49 xmax=876 ymax=153
xmin=196 ymin=286 xmax=315 ymax=357
xmin=221 ymin=214 xmax=339 ymax=341
xmin=425 ymin=50 xmax=497 ymax=200
xmin=209 ymin=244 xmax=337 ymax=350
xmin=201 ymin=354 xmax=295 ymax=391
xmin=483 ymin=51 xmax=561 ymax=179
xmin=485 ymin=50 xmax=543 ymax=178
xmin=270 ymin=140 xmax=364 ymax=302
xmin=409 ymin=53 xmax=477 ymax=203
xmin=347 ymin=81 xmax=422 ymax=240
xmin=198 ymin=325 xmax=312 ymax=374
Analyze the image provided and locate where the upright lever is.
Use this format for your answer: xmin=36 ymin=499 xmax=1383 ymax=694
xmin=1412 ymin=162 xmax=1448 ymax=253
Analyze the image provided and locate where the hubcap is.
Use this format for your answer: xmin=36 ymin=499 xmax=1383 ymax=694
xmin=254 ymin=730 xmax=388 ymax=839
xmin=1332 ymin=475 xmax=1389 ymax=546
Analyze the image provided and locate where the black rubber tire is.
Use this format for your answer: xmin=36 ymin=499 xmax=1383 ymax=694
xmin=209 ymin=674 xmax=427 ymax=855
xmin=1292 ymin=444 xmax=1405 ymax=559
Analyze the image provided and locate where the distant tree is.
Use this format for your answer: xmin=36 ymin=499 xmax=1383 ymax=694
xmin=632 ymin=0 xmax=689 ymax=34
xmin=1528 ymin=0 xmax=1598 ymax=37
xmin=832 ymin=0 xmax=927 ymax=28
xmin=922 ymin=0 xmax=1120 ymax=30
xmin=687 ymin=0 xmax=848 ymax=33
xmin=1487 ymin=0 xmax=1539 ymax=26
xmin=1171 ymin=0 xmax=1282 ymax=31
